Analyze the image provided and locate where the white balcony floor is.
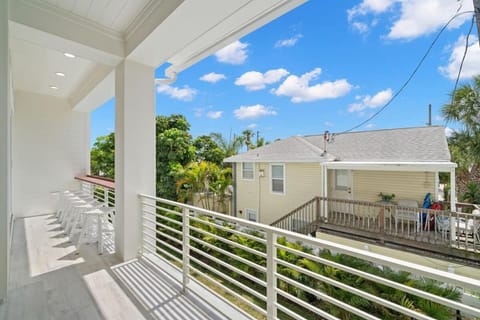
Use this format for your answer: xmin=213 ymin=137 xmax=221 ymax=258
xmin=0 ymin=214 xmax=247 ymax=320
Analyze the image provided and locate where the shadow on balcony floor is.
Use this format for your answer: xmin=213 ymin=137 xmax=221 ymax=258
xmin=0 ymin=214 xmax=245 ymax=320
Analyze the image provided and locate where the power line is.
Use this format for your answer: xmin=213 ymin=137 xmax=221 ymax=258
xmin=450 ymin=14 xmax=476 ymax=106
xmin=341 ymin=10 xmax=475 ymax=134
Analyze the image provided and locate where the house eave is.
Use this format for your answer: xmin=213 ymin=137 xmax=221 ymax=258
xmin=324 ymin=161 xmax=457 ymax=172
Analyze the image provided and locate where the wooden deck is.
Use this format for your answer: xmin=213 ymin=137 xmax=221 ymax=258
xmin=0 ymin=214 xmax=248 ymax=320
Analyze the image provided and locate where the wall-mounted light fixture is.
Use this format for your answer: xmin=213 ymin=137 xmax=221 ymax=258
xmin=259 ymin=169 xmax=265 ymax=177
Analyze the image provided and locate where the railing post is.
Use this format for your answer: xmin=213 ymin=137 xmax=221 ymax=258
xmin=182 ymin=208 xmax=190 ymax=293
xmin=104 ymin=187 xmax=109 ymax=206
xmin=266 ymin=230 xmax=277 ymax=319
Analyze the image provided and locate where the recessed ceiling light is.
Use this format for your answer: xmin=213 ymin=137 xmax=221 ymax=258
xmin=55 ymin=72 xmax=65 ymax=77
xmin=63 ymin=52 xmax=76 ymax=58
xmin=49 ymin=85 xmax=58 ymax=90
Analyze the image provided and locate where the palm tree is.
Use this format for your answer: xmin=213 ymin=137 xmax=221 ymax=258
xmin=176 ymin=161 xmax=232 ymax=213
xmin=442 ymin=75 xmax=480 ymax=136
xmin=210 ymin=132 xmax=244 ymax=159
xmin=442 ymin=75 xmax=480 ymax=196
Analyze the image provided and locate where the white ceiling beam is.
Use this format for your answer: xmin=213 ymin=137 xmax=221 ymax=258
xmin=125 ymin=0 xmax=185 ymax=63
xmin=9 ymin=0 xmax=124 ymax=66
xmin=71 ymin=69 xmax=114 ymax=112
xmin=128 ymin=0 xmax=307 ymax=72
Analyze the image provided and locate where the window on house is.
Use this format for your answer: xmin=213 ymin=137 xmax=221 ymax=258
xmin=246 ymin=208 xmax=257 ymax=222
xmin=271 ymin=164 xmax=285 ymax=194
xmin=335 ymin=169 xmax=349 ymax=190
xmin=242 ymin=162 xmax=254 ymax=180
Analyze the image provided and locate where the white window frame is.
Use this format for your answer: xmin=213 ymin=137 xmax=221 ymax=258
xmin=335 ymin=169 xmax=349 ymax=191
xmin=270 ymin=163 xmax=285 ymax=195
xmin=245 ymin=208 xmax=257 ymax=222
xmin=241 ymin=162 xmax=255 ymax=180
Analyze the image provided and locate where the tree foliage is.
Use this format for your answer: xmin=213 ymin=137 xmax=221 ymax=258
xmin=156 ymin=115 xmax=195 ymax=200
xmin=90 ymin=114 xmax=249 ymax=203
xmin=193 ymin=135 xmax=225 ymax=165
xmin=442 ymin=75 xmax=480 ymax=199
xmin=90 ymin=132 xmax=115 ymax=178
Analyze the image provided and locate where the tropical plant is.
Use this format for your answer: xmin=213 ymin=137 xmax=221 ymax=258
xmin=462 ymin=182 xmax=480 ymax=204
xmin=176 ymin=161 xmax=232 ymax=213
xmin=210 ymin=132 xmax=244 ymax=159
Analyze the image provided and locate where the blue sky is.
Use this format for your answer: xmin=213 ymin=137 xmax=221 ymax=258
xmin=91 ymin=0 xmax=480 ymax=147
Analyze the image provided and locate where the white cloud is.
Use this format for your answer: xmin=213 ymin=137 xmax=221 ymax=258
xmin=439 ymin=35 xmax=480 ymax=80
xmin=247 ymin=123 xmax=258 ymax=129
xmin=156 ymin=84 xmax=197 ymax=101
xmin=348 ymin=88 xmax=393 ymax=112
xmin=352 ymin=22 xmax=369 ymax=34
xmin=387 ymin=0 xmax=472 ymax=40
xmin=348 ymin=0 xmax=473 ymax=40
xmin=275 ymin=34 xmax=303 ymax=48
xmin=348 ymin=0 xmax=396 ymax=20
xmin=206 ymin=111 xmax=223 ymax=119
xmin=200 ymin=72 xmax=226 ymax=83
xmin=234 ymin=104 xmax=277 ymax=120
xmin=365 ymin=123 xmax=376 ymax=129
xmin=214 ymin=40 xmax=248 ymax=65
xmin=272 ymin=68 xmax=353 ymax=103
xmin=235 ymin=68 xmax=289 ymax=91
xmin=435 ymin=115 xmax=443 ymax=121
xmin=445 ymin=127 xmax=455 ymax=137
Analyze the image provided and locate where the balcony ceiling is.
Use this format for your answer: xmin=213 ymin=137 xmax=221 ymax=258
xmin=8 ymin=0 xmax=306 ymax=110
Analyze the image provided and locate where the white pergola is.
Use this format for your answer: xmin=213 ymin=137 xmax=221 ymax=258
xmin=0 ymin=0 xmax=307 ymax=302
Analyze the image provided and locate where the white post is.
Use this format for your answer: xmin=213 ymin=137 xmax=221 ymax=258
xmin=103 ymin=187 xmax=109 ymax=206
xmin=182 ymin=208 xmax=190 ymax=292
xmin=115 ymin=60 xmax=155 ymax=261
xmin=0 ymin=0 xmax=9 ymax=303
xmin=322 ymin=164 xmax=328 ymax=220
xmin=450 ymin=167 xmax=456 ymax=242
xmin=266 ymin=230 xmax=277 ymax=319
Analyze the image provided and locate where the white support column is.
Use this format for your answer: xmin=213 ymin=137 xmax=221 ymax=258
xmin=115 ymin=60 xmax=155 ymax=261
xmin=0 ymin=0 xmax=9 ymax=303
xmin=450 ymin=167 xmax=456 ymax=212
xmin=450 ymin=167 xmax=456 ymax=242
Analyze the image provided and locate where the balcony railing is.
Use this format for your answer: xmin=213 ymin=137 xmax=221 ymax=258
xmin=75 ymin=175 xmax=115 ymax=206
xmin=139 ymin=193 xmax=480 ymax=320
xmin=272 ymin=196 xmax=480 ymax=258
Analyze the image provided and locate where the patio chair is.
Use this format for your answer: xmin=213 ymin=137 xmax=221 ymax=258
xmin=395 ymin=199 xmax=420 ymax=232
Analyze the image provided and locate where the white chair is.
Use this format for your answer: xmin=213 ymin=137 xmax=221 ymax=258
xmin=395 ymin=199 xmax=420 ymax=232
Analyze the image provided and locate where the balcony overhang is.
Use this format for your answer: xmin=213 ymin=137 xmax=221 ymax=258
xmin=8 ymin=0 xmax=307 ymax=112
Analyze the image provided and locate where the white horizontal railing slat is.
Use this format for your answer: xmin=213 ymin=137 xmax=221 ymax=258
xmin=138 ymin=193 xmax=480 ymax=320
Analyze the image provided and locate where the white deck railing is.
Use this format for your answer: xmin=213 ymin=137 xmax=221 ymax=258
xmin=139 ymin=193 xmax=480 ymax=320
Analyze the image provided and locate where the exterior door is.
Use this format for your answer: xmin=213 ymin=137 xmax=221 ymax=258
xmin=331 ymin=169 xmax=352 ymax=200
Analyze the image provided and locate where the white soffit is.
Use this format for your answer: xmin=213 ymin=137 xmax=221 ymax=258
xmin=16 ymin=0 xmax=153 ymax=38
xmin=10 ymin=37 xmax=100 ymax=98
